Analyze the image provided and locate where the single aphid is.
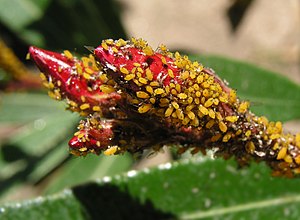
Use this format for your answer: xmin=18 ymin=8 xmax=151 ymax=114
xmin=29 ymin=38 xmax=300 ymax=177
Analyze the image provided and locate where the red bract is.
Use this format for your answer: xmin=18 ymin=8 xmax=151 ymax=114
xmin=29 ymin=38 xmax=300 ymax=177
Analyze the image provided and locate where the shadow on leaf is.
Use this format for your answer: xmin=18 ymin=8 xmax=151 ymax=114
xmin=73 ymin=183 xmax=175 ymax=220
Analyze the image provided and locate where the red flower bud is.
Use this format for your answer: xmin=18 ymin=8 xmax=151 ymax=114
xmin=29 ymin=46 xmax=122 ymax=116
xmin=29 ymin=38 xmax=300 ymax=177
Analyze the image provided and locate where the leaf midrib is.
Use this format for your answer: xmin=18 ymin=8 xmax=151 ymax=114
xmin=178 ymin=194 xmax=300 ymax=219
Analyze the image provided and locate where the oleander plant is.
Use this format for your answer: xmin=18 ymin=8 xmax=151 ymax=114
xmin=0 ymin=1 xmax=300 ymax=220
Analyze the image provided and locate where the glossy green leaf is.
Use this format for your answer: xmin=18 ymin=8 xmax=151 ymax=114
xmin=2 ymin=158 xmax=300 ymax=219
xmin=191 ymin=55 xmax=300 ymax=122
xmin=0 ymin=0 xmax=49 ymax=31
xmin=45 ymin=153 xmax=133 ymax=195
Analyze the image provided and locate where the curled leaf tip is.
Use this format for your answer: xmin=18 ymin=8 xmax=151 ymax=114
xmin=29 ymin=38 xmax=300 ymax=177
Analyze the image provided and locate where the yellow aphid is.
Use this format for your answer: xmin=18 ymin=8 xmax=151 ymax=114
xmin=146 ymin=69 xmax=153 ymax=81
xmin=245 ymin=130 xmax=252 ymax=137
xmin=296 ymin=133 xmax=300 ymax=148
xmin=225 ymin=116 xmax=238 ymax=123
xmin=150 ymin=81 xmax=160 ymax=87
xmin=116 ymin=38 xmax=127 ymax=47
xmin=80 ymin=103 xmax=90 ymax=110
xmin=92 ymin=105 xmax=101 ymax=113
xmin=83 ymin=72 xmax=91 ymax=80
xmin=199 ymin=105 xmax=208 ymax=115
xmin=136 ymin=91 xmax=150 ymax=99
xmin=178 ymin=93 xmax=188 ymax=99
xmin=176 ymin=109 xmax=184 ymax=120
xmin=171 ymin=101 xmax=179 ymax=109
xmin=154 ymin=88 xmax=165 ymax=95
xmin=85 ymin=68 xmax=94 ymax=74
xmin=284 ymin=155 xmax=293 ymax=163
xmin=206 ymin=120 xmax=215 ymax=129
xmin=277 ymin=147 xmax=287 ymax=160
xmin=79 ymin=147 xmax=87 ymax=152
xmin=26 ymin=52 xmax=31 ymax=60
xmin=187 ymin=111 xmax=195 ymax=120
xmin=105 ymin=39 xmax=114 ymax=45
xmin=143 ymin=46 xmax=154 ymax=56
xmin=196 ymin=91 xmax=201 ymax=97
xmin=229 ymin=90 xmax=237 ymax=103
xmin=202 ymin=89 xmax=209 ymax=97
xmin=186 ymin=105 xmax=194 ymax=112
xmin=193 ymin=84 xmax=200 ymax=91
xmin=160 ymin=98 xmax=169 ymax=104
xmin=235 ymin=129 xmax=242 ymax=136
xmin=245 ymin=141 xmax=255 ymax=153
xmin=213 ymin=99 xmax=219 ymax=106
xmin=182 ymin=117 xmax=190 ymax=125
xmin=168 ymin=69 xmax=174 ymax=78
xmin=222 ymin=132 xmax=232 ymax=142
xmin=197 ymin=75 xmax=204 ymax=83
xmin=124 ymin=74 xmax=135 ymax=81
xmin=69 ymin=100 xmax=78 ymax=107
xmin=204 ymin=98 xmax=214 ymax=108
xmin=165 ymin=107 xmax=174 ymax=117
xmin=194 ymin=98 xmax=200 ymax=105
xmin=171 ymin=89 xmax=178 ymax=96
xmin=39 ymin=72 xmax=46 ymax=81
xmin=295 ymin=155 xmax=300 ymax=164
xmin=270 ymin=134 xmax=281 ymax=140
xmin=208 ymin=109 xmax=215 ymax=119
xmin=211 ymin=133 xmax=222 ymax=142
xmin=137 ymin=67 xmax=143 ymax=73
xmin=202 ymin=81 xmax=210 ymax=88
xmin=100 ymin=85 xmax=115 ymax=93
xmin=48 ymin=81 xmax=55 ymax=89
xmin=175 ymin=84 xmax=181 ymax=93
xmin=63 ymin=50 xmax=73 ymax=59
xmin=101 ymin=42 xmax=109 ymax=50
xmin=96 ymin=141 xmax=101 ymax=147
xmin=181 ymin=71 xmax=189 ymax=80
xmin=275 ymin=121 xmax=282 ymax=133
xmin=165 ymin=86 xmax=170 ymax=94
xmin=189 ymin=71 xmax=196 ymax=79
xmin=146 ymin=85 xmax=153 ymax=94
xmin=138 ymin=104 xmax=152 ymax=113
xmin=139 ymin=77 xmax=148 ymax=84
xmin=187 ymin=97 xmax=194 ymax=104
xmin=149 ymin=98 xmax=156 ymax=104
xmin=219 ymin=121 xmax=227 ymax=133
xmin=191 ymin=117 xmax=199 ymax=127
xmin=238 ymin=101 xmax=250 ymax=113
xmin=161 ymin=56 xmax=167 ymax=64
xmin=130 ymin=98 xmax=140 ymax=105
xmin=99 ymin=74 xmax=108 ymax=83
xmin=104 ymin=146 xmax=119 ymax=156
xmin=159 ymin=44 xmax=167 ymax=51
xmin=112 ymin=47 xmax=118 ymax=53
xmin=216 ymin=112 xmax=223 ymax=121
xmin=120 ymin=67 xmax=129 ymax=74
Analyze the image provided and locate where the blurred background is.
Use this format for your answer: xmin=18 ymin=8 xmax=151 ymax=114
xmin=0 ymin=0 xmax=299 ymax=204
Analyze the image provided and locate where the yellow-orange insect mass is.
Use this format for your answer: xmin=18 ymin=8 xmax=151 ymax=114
xmin=29 ymin=38 xmax=300 ymax=177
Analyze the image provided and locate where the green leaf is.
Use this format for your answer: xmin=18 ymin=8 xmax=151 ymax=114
xmin=0 ymin=93 xmax=73 ymax=123
xmin=45 ymin=153 xmax=133 ymax=195
xmin=190 ymin=55 xmax=300 ymax=122
xmin=2 ymin=158 xmax=300 ymax=219
xmin=0 ymin=0 xmax=49 ymax=31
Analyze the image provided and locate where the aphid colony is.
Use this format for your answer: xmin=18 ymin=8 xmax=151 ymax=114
xmin=29 ymin=38 xmax=300 ymax=177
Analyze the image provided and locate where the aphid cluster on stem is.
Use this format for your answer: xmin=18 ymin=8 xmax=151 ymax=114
xmin=29 ymin=37 xmax=300 ymax=177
